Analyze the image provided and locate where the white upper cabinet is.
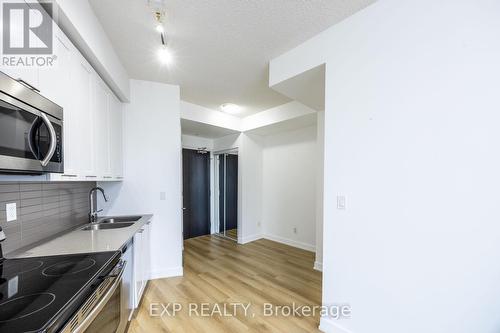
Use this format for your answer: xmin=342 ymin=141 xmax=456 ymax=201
xmin=68 ymin=55 xmax=96 ymax=179
xmin=94 ymin=79 xmax=112 ymax=179
xmin=0 ymin=2 xmax=39 ymax=90
xmin=46 ymin=28 xmax=123 ymax=181
xmin=0 ymin=2 xmax=38 ymax=89
xmin=1 ymin=14 xmax=124 ymax=182
xmin=38 ymin=28 xmax=72 ymax=107
xmin=109 ymin=94 xmax=124 ymax=179
xmin=92 ymin=78 xmax=124 ymax=181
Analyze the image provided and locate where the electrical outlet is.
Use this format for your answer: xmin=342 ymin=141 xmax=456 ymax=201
xmin=337 ymin=195 xmax=346 ymax=210
xmin=6 ymin=203 xmax=17 ymax=222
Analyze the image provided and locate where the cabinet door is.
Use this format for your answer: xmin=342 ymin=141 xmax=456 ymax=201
xmin=133 ymin=230 xmax=144 ymax=308
xmin=65 ymin=55 xmax=95 ymax=179
xmin=0 ymin=1 xmax=38 ymax=88
xmin=143 ymin=222 xmax=151 ymax=283
xmin=37 ymin=28 xmax=72 ymax=107
xmin=93 ymin=79 xmax=111 ymax=179
xmin=109 ymin=94 xmax=124 ymax=178
xmin=121 ymin=243 xmax=134 ymax=320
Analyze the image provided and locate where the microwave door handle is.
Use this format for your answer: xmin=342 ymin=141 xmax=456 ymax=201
xmin=27 ymin=118 xmax=40 ymax=160
xmin=39 ymin=113 xmax=57 ymax=167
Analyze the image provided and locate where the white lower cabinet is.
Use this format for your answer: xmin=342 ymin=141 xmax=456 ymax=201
xmin=132 ymin=222 xmax=151 ymax=310
xmin=121 ymin=241 xmax=134 ymax=321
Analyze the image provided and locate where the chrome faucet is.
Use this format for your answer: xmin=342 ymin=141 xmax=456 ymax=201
xmin=89 ymin=187 xmax=108 ymax=223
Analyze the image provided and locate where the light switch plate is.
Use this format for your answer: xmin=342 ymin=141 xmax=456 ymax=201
xmin=6 ymin=203 xmax=17 ymax=221
xmin=337 ymin=195 xmax=346 ymax=210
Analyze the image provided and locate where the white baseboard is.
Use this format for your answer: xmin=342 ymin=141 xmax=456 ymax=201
xmin=149 ymin=266 xmax=183 ymax=280
xmin=319 ymin=317 xmax=352 ymax=333
xmin=239 ymin=234 xmax=263 ymax=244
xmin=314 ymin=260 xmax=323 ymax=271
xmin=263 ymin=234 xmax=315 ymax=252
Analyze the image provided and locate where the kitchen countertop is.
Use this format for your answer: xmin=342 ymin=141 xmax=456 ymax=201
xmin=9 ymin=214 xmax=153 ymax=258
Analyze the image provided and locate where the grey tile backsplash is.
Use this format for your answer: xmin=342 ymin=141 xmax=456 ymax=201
xmin=0 ymin=181 xmax=96 ymax=254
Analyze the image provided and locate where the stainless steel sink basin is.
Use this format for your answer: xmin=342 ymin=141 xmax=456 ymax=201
xmin=81 ymin=222 xmax=134 ymax=231
xmin=99 ymin=216 xmax=142 ymax=224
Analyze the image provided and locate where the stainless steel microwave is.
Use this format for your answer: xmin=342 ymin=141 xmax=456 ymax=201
xmin=0 ymin=71 xmax=63 ymax=174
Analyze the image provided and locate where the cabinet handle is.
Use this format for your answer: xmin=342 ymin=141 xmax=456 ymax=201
xmin=137 ymin=229 xmax=144 ymax=234
xmin=103 ymin=176 xmax=112 ymax=179
xmin=61 ymin=174 xmax=78 ymax=177
xmin=85 ymin=175 xmax=97 ymax=178
xmin=17 ymin=78 xmax=40 ymax=92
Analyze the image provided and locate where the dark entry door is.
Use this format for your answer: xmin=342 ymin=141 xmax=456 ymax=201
xmin=182 ymin=149 xmax=210 ymax=240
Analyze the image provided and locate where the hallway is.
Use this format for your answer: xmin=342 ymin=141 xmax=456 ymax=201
xmin=129 ymin=235 xmax=322 ymax=333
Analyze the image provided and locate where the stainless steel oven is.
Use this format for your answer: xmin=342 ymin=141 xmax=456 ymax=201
xmin=60 ymin=260 xmax=128 ymax=333
xmin=0 ymin=71 xmax=63 ymax=174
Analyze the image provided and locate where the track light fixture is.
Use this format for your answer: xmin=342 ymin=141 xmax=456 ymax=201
xmin=148 ymin=1 xmax=173 ymax=66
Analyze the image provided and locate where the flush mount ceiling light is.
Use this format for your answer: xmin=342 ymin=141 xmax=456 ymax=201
xmin=220 ymin=103 xmax=242 ymax=115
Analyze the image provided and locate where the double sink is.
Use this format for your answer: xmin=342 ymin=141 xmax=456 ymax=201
xmin=81 ymin=216 xmax=142 ymax=231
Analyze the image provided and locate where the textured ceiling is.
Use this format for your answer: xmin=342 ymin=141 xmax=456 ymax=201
xmin=89 ymin=0 xmax=374 ymax=116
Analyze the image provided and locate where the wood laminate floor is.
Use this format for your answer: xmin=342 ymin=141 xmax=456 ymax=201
xmin=128 ymin=235 xmax=322 ymax=333
xmin=225 ymin=228 xmax=238 ymax=240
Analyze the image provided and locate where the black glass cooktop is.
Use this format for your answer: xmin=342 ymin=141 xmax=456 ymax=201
xmin=0 ymin=251 xmax=120 ymax=333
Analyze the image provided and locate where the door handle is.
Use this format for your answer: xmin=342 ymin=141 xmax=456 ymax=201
xmin=39 ymin=113 xmax=57 ymax=167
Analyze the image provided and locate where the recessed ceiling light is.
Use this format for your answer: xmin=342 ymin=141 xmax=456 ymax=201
xmin=220 ymin=103 xmax=242 ymax=114
xmin=158 ymin=46 xmax=173 ymax=65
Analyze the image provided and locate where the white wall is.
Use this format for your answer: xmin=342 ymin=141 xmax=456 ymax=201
xmin=315 ymin=111 xmax=324 ymax=270
xmin=271 ymin=1 xmax=500 ymax=332
xmin=210 ymin=133 xmax=264 ymax=244
xmin=181 ymin=101 xmax=242 ymax=131
xmin=239 ymin=133 xmax=264 ymax=243
xmin=242 ymin=101 xmax=316 ymax=131
xmin=261 ymin=125 xmax=317 ymax=251
xmin=181 ymin=134 xmax=214 ymax=150
xmin=99 ymin=80 xmax=182 ymax=279
xmin=213 ymin=133 xmax=241 ymax=152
